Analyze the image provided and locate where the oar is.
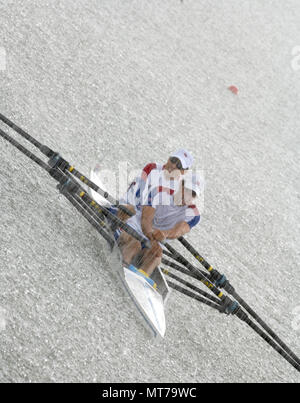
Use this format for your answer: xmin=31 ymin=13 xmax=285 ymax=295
xmin=0 ymin=112 xmax=51 ymax=153
xmin=178 ymin=236 xmax=233 ymax=290
xmin=162 ymin=267 xmax=300 ymax=372
xmin=237 ymin=308 xmax=300 ymax=372
xmin=0 ymin=126 xmax=51 ymax=172
xmin=162 ymin=250 xmax=208 ymax=279
xmin=162 ymin=258 xmax=300 ymax=372
xmin=161 ymin=256 xmax=205 ymax=281
xmin=0 ymin=126 xmax=150 ymax=250
xmin=0 ymin=113 xmax=130 ymax=213
xmin=166 ymin=280 xmax=223 ymax=312
xmin=59 ymin=188 xmax=115 ymax=250
xmin=177 ymin=236 xmax=300 ymax=368
xmin=161 ymin=267 xmax=222 ymax=306
xmin=162 ymin=241 xmax=239 ymax=312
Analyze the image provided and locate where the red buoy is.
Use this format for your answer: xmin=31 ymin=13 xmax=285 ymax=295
xmin=228 ymin=85 xmax=238 ymax=95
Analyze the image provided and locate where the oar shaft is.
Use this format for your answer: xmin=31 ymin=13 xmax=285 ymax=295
xmin=163 ymin=241 xmax=227 ymax=302
xmin=0 ymin=127 xmax=50 ymax=172
xmin=0 ymin=113 xmax=133 ymax=215
xmin=58 ymin=174 xmax=150 ymax=247
xmin=241 ymin=315 xmax=300 ymax=373
xmin=232 ymin=291 xmax=300 ymax=367
xmin=57 ymin=162 xmax=134 ymax=217
xmin=65 ymin=164 xmax=119 ymax=206
xmin=162 ymin=250 xmax=208 ymax=278
xmin=162 ymin=268 xmax=221 ymax=305
xmin=178 ymin=236 xmax=212 ymax=271
xmin=0 ymin=112 xmax=53 ymax=156
xmin=161 ymin=257 xmax=200 ymax=280
xmin=167 ymin=281 xmax=223 ymax=312
xmin=178 ymin=236 xmax=300 ymax=367
xmin=61 ymin=190 xmax=115 ymax=249
xmin=0 ymin=127 xmax=149 ymax=250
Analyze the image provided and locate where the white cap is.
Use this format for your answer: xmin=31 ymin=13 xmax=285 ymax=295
xmin=183 ymin=173 xmax=202 ymax=197
xmin=171 ymin=149 xmax=194 ymax=169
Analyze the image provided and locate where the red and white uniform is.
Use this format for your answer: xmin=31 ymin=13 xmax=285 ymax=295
xmin=123 ymin=164 xmax=200 ymax=240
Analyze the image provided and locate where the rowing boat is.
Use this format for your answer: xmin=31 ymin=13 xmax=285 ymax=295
xmin=1 ymin=112 xmax=299 ymax=372
xmin=88 ymin=165 xmax=170 ymax=338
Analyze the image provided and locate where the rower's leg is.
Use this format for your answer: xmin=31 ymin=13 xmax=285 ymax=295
xmin=139 ymin=242 xmax=162 ymax=277
xmin=119 ymin=231 xmax=142 ymax=265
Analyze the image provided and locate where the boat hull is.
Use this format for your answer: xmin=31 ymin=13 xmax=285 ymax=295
xmin=117 ymin=264 xmax=166 ymax=338
xmin=88 ymin=166 xmax=170 ymax=338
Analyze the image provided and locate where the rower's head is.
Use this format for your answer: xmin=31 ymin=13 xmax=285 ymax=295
xmin=174 ymin=174 xmax=202 ymax=206
xmin=164 ymin=149 xmax=193 ymax=179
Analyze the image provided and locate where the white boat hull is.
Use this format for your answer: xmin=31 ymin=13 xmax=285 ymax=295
xmin=88 ymin=165 xmax=170 ymax=338
xmin=117 ymin=265 xmax=166 ymax=338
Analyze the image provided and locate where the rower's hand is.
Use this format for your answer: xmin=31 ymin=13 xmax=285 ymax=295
xmin=118 ymin=210 xmax=130 ymax=221
xmin=152 ymin=229 xmax=166 ymax=242
xmin=150 ymin=240 xmax=163 ymax=257
xmin=145 ymin=231 xmax=154 ymax=241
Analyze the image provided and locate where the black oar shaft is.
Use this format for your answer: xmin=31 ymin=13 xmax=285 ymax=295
xmin=0 ymin=113 xmax=53 ymax=156
xmin=167 ymin=281 xmax=223 ymax=312
xmin=58 ymin=175 xmax=150 ymax=247
xmin=0 ymin=127 xmax=50 ymax=172
xmin=162 ymin=267 xmax=221 ymax=305
xmin=0 ymin=113 xmax=132 ymax=214
xmin=162 ymin=250 xmax=208 ymax=278
xmin=163 ymin=241 xmax=226 ymax=301
xmin=57 ymin=162 xmax=134 ymax=218
xmin=232 ymin=291 xmax=300 ymax=367
xmin=178 ymin=236 xmax=213 ymax=271
xmin=178 ymin=236 xmax=300 ymax=367
xmin=61 ymin=190 xmax=115 ymax=249
xmin=65 ymin=165 xmax=119 ymax=206
xmin=0 ymin=126 xmax=116 ymax=249
xmin=0 ymin=126 xmax=148 ymax=249
xmin=161 ymin=257 xmax=200 ymax=280
xmin=241 ymin=314 xmax=300 ymax=373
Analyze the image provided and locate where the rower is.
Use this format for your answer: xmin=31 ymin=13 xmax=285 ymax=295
xmin=117 ymin=149 xmax=194 ymax=221
xmin=118 ymin=173 xmax=202 ymax=280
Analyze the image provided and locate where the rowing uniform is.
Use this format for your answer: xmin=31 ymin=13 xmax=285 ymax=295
xmin=124 ymin=184 xmax=200 ymax=243
xmin=117 ymin=160 xmax=200 ymax=245
xmin=119 ymin=162 xmax=181 ymax=210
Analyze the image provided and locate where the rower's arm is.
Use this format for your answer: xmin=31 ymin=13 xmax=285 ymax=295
xmin=141 ymin=206 xmax=156 ymax=239
xmin=163 ymin=221 xmax=190 ymax=240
